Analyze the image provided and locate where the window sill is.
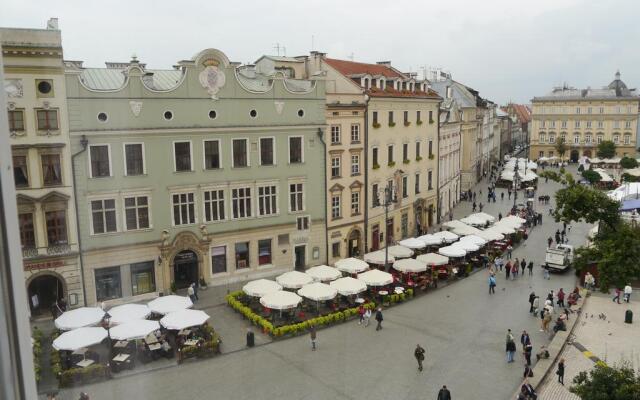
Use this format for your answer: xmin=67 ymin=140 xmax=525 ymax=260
xmin=288 ymin=162 xmax=304 ymax=165
xmin=89 ymin=175 xmax=113 ymax=180
xmin=259 ymin=164 xmax=276 ymax=167
xmin=351 ymin=212 xmax=361 ymax=217
xmin=350 ymin=141 xmax=361 ymax=145
xmin=43 ymin=182 xmax=65 ymax=187
xmin=90 ymin=231 xmax=121 ymax=237
xmin=331 ymin=176 xmax=342 ymax=179
xmin=203 ymin=168 xmax=224 ymax=172
xmin=124 ymin=227 xmax=154 ymax=233
xmin=332 ymin=216 xmax=343 ymax=221
xmin=256 ymin=213 xmax=279 ymax=219
xmin=258 ymin=263 xmax=275 ymax=270
xmin=231 ymin=166 xmax=250 ymax=169
xmin=351 ymin=172 xmax=361 ymax=177
xmin=331 ymin=142 xmax=342 ymax=146
xmin=124 ymin=173 xmax=148 ymax=177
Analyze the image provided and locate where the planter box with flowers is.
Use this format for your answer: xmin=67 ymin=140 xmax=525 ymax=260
xmin=373 ymin=122 xmax=381 ymax=129
xmin=417 ymin=120 xmax=423 ymax=126
xmin=388 ymin=161 xmax=396 ymax=167
xmin=403 ymin=159 xmax=410 ymax=164
xmin=416 ymin=156 xmax=423 ymax=161
xmin=404 ymin=121 xmax=411 ymax=127
xmin=388 ymin=122 xmax=396 ymax=127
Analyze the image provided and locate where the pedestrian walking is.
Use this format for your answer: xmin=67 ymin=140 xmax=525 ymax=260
xmin=527 ymin=261 xmax=534 ymax=276
xmin=507 ymin=245 xmax=513 ymax=259
xmin=364 ymin=307 xmax=372 ymax=327
xmin=489 ymin=275 xmax=496 ymax=294
xmin=414 ymin=344 xmax=426 ymax=371
xmin=309 ymin=324 xmax=317 ymax=350
xmin=532 ymin=296 xmax=540 ymax=316
xmin=547 ymin=237 xmax=553 ymax=248
xmin=472 ymin=202 xmax=477 ymax=212
xmin=528 ymin=292 xmax=536 ymax=313
xmin=584 ymin=272 xmax=595 ymax=290
xmin=547 ymin=290 xmax=554 ymax=302
xmin=557 ymin=288 xmax=565 ymax=308
xmin=508 ymin=189 xmax=512 ymax=199
xmin=375 ymin=307 xmax=384 ymax=331
xmin=520 ymin=259 xmax=526 ymax=275
xmin=437 ymin=385 xmax=452 ymax=400
xmin=358 ymin=304 xmax=365 ymax=324
xmin=542 ymin=310 xmax=552 ymax=332
xmin=524 ymin=342 xmax=533 ymax=366
xmin=192 ymin=282 xmax=199 ymax=301
xmin=479 ymin=203 xmax=484 ymax=212
xmin=187 ymin=284 xmax=196 ymax=303
xmin=511 ymin=262 xmax=518 ymax=280
xmin=506 ymin=337 xmax=517 ymax=363
xmin=543 ymin=265 xmax=550 ymax=280
xmin=612 ymin=288 xmax=622 ymax=304
xmin=473 ymin=192 xmax=476 ymax=202
xmin=523 ymin=364 xmax=533 ymax=379
xmin=557 ymin=358 xmax=565 ymax=385
xmin=498 ymin=212 xmax=503 ymax=221
xmin=505 ymin=261 xmax=511 ymax=280
xmin=520 ymin=330 xmax=531 ymax=350
xmin=624 ymin=283 xmax=632 ymax=302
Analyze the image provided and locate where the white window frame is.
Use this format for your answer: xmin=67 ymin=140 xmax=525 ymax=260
xmin=230 ymin=186 xmax=253 ymax=220
xmin=202 ymin=139 xmax=222 ymax=170
xmin=231 ymin=138 xmax=250 ymax=168
xmin=288 ymin=135 xmax=304 ymax=164
xmin=598 ymin=121 xmax=604 ymax=129
xmin=122 ymin=193 xmax=152 ymax=231
xmin=202 ymin=187 xmax=226 ymax=223
xmin=350 ymin=124 xmax=360 ymax=142
xmin=172 ymin=140 xmax=193 ymax=172
xmin=351 ymin=191 xmax=360 ymax=215
xmin=289 ymin=181 xmax=305 ymax=213
xmin=331 ymin=156 xmax=341 ymax=178
xmin=351 ymin=154 xmax=360 ymax=175
xmin=624 ymin=135 xmax=631 ymax=145
xmin=330 ymin=125 xmax=341 ymax=144
xmin=573 ymin=134 xmax=580 ymax=144
xmin=88 ymin=195 xmax=118 ymax=235
xmin=88 ymin=143 xmax=112 ymax=178
xmin=210 ymin=245 xmax=228 ymax=276
xmin=296 ymin=215 xmax=310 ymax=231
xmin=613 ymin=121 xmax=620 ymax=129
xmin=331 ymin=194 xmax=341 ymax=219
xmin=123 ymin=142 xmax=146 ymax=176
xmin=402 ymin=175 xmax=408 ymax=198
xmin=538 ymin=133 xmax=546 ymax=143
xmin=170 ymin=190 xmax=197 ymax=226
xmin=258 ymin=136 xmax=276 ymax=166
xmin=257 ymin=183 xmax=279 ymax=217
xmin=596 ymin=135 xmax=603 ymax=144
xmin=613 ymin=135 xmax=620 ymax=144
xmin=575 ymin=121 xmax=581 ymax=128
xmin=625 ymin=121 xmax=632 ymax=129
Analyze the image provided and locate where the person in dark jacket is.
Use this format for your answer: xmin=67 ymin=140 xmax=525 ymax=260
xmin=527 ymin=261 xmax=534 ymax=276
xmin=520 ymin=259 xmax=527 ymax=274
xmin=521 ymin=380 xmax=537 ymax=399
xmin=414 ymin=344 xmax=426 ymax=371
xmin=437 ymin=385 xmax=451 ymax=400
xmin=557 ymin=358 xmax=565 ymax=385
xmin=375 ymin=308 xmax=383 ymax=331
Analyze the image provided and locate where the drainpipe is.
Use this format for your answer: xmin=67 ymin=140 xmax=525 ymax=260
xmin=363 ymin=96 xmax=370 ymax=253
xmin=436 ymin=102 xmax=442 ymax=225
xmin=71 ymin=135 xmax=88 ymax=306
xmin=317 ymin=127 xmax=328 ymax=263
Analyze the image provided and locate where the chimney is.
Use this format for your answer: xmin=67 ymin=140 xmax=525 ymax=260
xmin=376 ymin=61 xmax=392 ymax=67
xmin=446 ymin=86 xmax=453 ymax=99
xmin=46 ymin=18 xmax=59 ymax=30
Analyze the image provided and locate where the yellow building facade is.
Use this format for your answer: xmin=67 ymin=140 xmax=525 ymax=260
xmin=530 ymin=72 xmax=639 ymax=161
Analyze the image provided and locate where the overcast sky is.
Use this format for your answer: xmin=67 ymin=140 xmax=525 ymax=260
xmin=2 ymin=0 xmax=639 ymax=104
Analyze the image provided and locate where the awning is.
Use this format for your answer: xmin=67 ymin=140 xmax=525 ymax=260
xmin=260 ymin=291 xmax=302 ymax=310
xmin=364 ymin=250 xmax=395 ymax=265
xmin=416 ymin=252 xmax=449 ymax=266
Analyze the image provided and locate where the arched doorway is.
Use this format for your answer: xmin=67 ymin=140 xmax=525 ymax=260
xmin=173 ymin=250 xmax=199 ymax=289
xmin=570 ymin=150 xmax=579 ymax=163
xmin=347 ymin=229 xmax=362 ymax=257
xmin=28 ymin=274 xmax=64 ymax=316
xmin=583 ymin=149 xmax=592 ymax=158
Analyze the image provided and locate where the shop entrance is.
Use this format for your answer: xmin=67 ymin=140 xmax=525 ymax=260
xmin=294 ymin=245 xmax=306 ymax=271
xmin=371 ymin=225 xmax=380 ymax=251
xmin=28 ymin=274 xmax=64 ymax=317
xmin=348 ymin=229 xmax=362 ymax=257
xmin=570 ymin=150 xmax=579 ymax=163
xmin=173 ymin=250 xmax=199 ymax=289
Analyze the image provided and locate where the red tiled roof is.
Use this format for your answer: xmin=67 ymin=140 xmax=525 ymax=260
xmin=511 ymin=104 xmax=531 ymax=123
xmin=325 ymin=58 xmax=404 ymax=78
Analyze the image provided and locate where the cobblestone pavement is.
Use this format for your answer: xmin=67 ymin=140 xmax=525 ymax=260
xmin=46 ymin=164 xmax=594 ymax=400
xmin=538 ymin=293 xmax=640 ymax=399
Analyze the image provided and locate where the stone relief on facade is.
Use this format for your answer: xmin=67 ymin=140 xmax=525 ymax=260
xmin=199 ymin=59 xmax=226 ymax=100
xmin=274 ymin=101 xmax=284 ymax=114
xmin=129 ymin=101 xmax=143 ymax=117
xmin=4 ymin=79 xmax=23 ymax=98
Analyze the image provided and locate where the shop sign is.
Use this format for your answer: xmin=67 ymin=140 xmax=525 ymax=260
xmin=24 ymin=260 xmax=64 ymax=271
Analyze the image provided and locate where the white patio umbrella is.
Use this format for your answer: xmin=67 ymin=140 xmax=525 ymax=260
xmin=496 ymin=219 xmax=523 ymax=228
xmin=260 ymin=291 xmax=303 ymax=310
xmin=109 ymin=320 xmax=160 ymax=341
xmin=297 ymin=282 xmax=338 ymax=301
xmin=460 ymin=234 xmax=487 ymax=246
xmin=416 ymin=252 xmax=449 ymax=266
xmin=357 ymin=269 xmax=394 ymax=287
xmin=306 ymin=265 xmax=342 ymax=282
xmin=392 ymin=258 xmax=428 ymax=273
xmin=442 ymin=220 xmax=468 ymax=229
xmin=451 ymin=224 xmax=483 ymax=236
xmin=335 ymin=257 xmax=369 ymax=274
xmin=148 ymin=295 xmax=193 ymax=315
xmin=276 ymin=271 xmax=314 ymax=289
xmin=418 ymin=234 xmax=444 ymax=246
xmin=477 ymin=229 xmax=505 ymax=242
xmin=460 ymin=215 xmax=488 ymax=226
xmin=491 ymin=224 xmax=516 ymax=235
xmin=398 ymin=238 xmax=427 ymax=249
xmin=107 ymin=304 xmax=151 ymax=326
xmin=471 ymin=212 xmax=496 ymax=223
xmin=386 ymin=245 xmax=414 ymax=259
xmin=451 ymin=241 xmax=479 ymax=252
xmin=243 ymin=279 xmax=282 ymax=297
xmin=160 ymin=309 xmax=210 ymax=330
xmin=502 ymin=215 xmax=526 ymax=224
xmin=52 ymin=327 xmax=108 ymax=351
xmin=438 ymin=245 xmax=466 ymax=258
xmin=329 ymin=277 xmax=367 ymax=296
xmin=55 ymin=307 xmax=105 ymax=331
xmin=364 ymin=250 xmax=395 ymax=265
xmin=433 ymin=231 xmax=459 ymax=243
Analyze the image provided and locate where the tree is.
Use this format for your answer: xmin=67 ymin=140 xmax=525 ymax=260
xmin=596 ymin=140 xmax=616 ymax=159
xmin=620 ymin=156 xmax=638 ymax=169
xmin=570 ymin=362 xmax=640 ymax=400
xmin=555 ymin=138 xmax=568 ymax=161
xmin=581 ymin=169 xmax=602 ymax=185
xmin=554 ymin=180 xmax=620 ymax=230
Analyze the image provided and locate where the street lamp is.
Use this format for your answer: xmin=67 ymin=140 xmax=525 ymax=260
xmin=512 ymin=162 xmax=520 ymax=210
xmin=377 ymin=184 xmax=397 ymax=271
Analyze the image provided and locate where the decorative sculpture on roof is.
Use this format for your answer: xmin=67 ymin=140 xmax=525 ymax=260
xmin=199 ymin=58 xmax=226 ymax=100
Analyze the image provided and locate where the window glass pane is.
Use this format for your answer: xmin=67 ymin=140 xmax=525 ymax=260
xmin=90 ymin=146 xmax=110 ymax=177
xmin=258 ymin=239 xmax=272 ymax=265
xmin=125 ymin=144 xmax=144 ymax=175
xmin=289 ymin=137 xmax=302 ymax=163
xmin=12 ymin=155 xmax=28 ymax=187
xmin=235 ymin=242 xmax=250 ymax=269
xmin=211 ymin=246 xmax=227 ymax=274
xmin=45 ymin=210 xmax=67 ymax=245
xmin=131 ymin=261 xmax=155 ymax=295
xmin=233 ymin=139 xmax=247 ymax=167
xmin=95 ymin=266 xmax=122 ymax=301
xmin=204 ymin=140 xmax=220 ymax=169
xmin=260 ymin=138 xmax=274 ymax=165
xmin=174 ymin=142 xmax=191 ymax=171
xmin=41 ymin=154 xmax=62 ymax=185
xmin=19 ymin=213 xmax=35 ymax=248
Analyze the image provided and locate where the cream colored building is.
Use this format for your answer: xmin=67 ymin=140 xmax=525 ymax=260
xmin=530 ymin=72 xmax=639 ymax=161
xmin=438 ymin=97 xmax=462 ymax=221
xmin=1 ymin=19 xmax=84 ymax=315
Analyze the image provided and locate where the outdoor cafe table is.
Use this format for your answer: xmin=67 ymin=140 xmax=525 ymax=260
xmin=76 ymin=359 xmax=95 ymax=368
xmin=112 ymin=353 xmax=130 ymax=363
xmin=114 ymin=340 xmax=128 ymax=349
xmin=148 ymin=343 xmax=162 ymax=351
xmin=72 ymin=347 xmax=88 ymax=356
xmin=145 ymin=334 xmax=158 ymax=345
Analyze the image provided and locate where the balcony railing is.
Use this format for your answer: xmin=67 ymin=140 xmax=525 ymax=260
xmin=22 ymin=244 xmax=74 ymax=259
